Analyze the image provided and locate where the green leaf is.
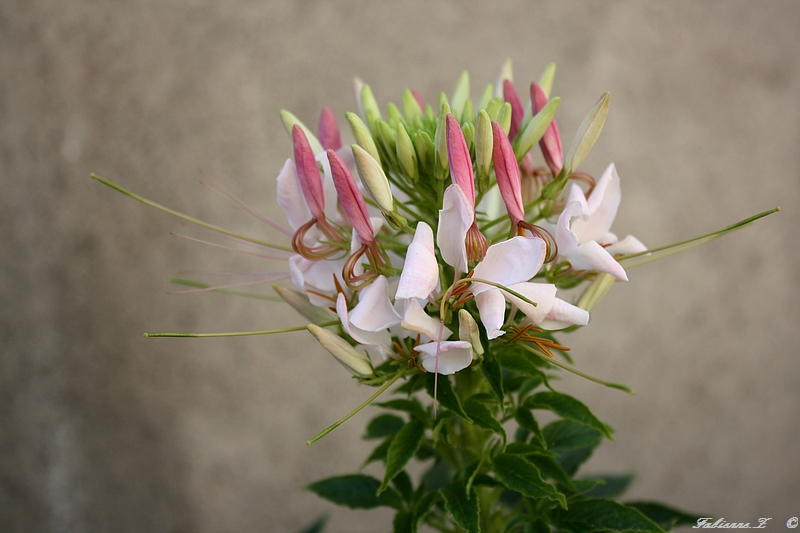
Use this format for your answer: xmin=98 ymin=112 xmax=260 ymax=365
xmin=364 ymin=435 xmax=393 ymax=466
xmin=514 ymin=407 xmax=546 ymax=448
xmin=376 ymin=398 xmax=427 ymax=419
xmin=526 ymin=455 xmax=578 ymax=492
xmin=380 ymin=420 xmax=426 ymax=494
xmin=392 ymin=470 xmax=414 ymax=502
xmin=296 ymin=514 xmax=328 ymax=533
xmin=426 ymin=374 xmax=471 ymax=421
xmin=365 ymin=414 xmax=406 ymax=439
xmin=442 ymin=486 xmax=481 ymax=533
xmin=491 ymin=453 xmax=567 ymax=509
xmin=525 ymin=518 xmax=551 ymax=533
xmin=422 ymin=459 xmax=454 ymax=492
xmin=549 ymin=499 xmax=664 ymax=533
xmin=307 ymin=474 xmax=402 ymax=509
xmin=504 ymin=441 xmax=556 ymax=458
xmin=625 ymin=501 xmax=704 ymax=530
xmin=496 ymin=350 xmax=547 ymax=382
xmin=393 ymin=510 xmax=414 ymax=533
xmin=464 ymin=397 xmax=507 ymax=446
xmin=582 ymin=474 xmax=635 ymax=499
xmin=524 ymin=392 xmax=613 ymax=439
xmin=543 ymin=420 xmax=603 ymax=450
xmin=481 ymin=348 xmax=505 ymax=403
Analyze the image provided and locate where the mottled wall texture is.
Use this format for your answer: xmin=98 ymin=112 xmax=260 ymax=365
xmin=2 ymin=1 xmax=799 ymax=532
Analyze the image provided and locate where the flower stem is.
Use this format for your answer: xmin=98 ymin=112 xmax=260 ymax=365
xmin=169 ymin=278 xmax=284 ymax=301
xmin=91 ymin=174 xmax=293 ymax=252
xmin=307 ymin=369 xmax=408 ymax=445
xmin=516 ymin=342 xmax=634 ymax=394
xmin=144 ymin=320 xmax=339 ymax=338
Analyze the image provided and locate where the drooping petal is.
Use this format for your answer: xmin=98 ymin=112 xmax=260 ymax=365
xmin=336 ymin=293 xmax=396 ymax=362
xmin=605 ymin=234 xmax=647 ymax=256
xmin=475 ymin=289 xmax=507 ymax=339
xmin=471 ymin=236 xmax=546 ymax=295
xmin=415 ymin=340 xmax=473 ymax=375
xmin=539 ymin=298 xmax=590 ymax=330
xmin=349 ymin=276 xmax=402 ymax=332
xmin=566 ymin=240 xmax=629 ymax=281
xmin=504 ymin=282 xmax=557 ymax=325
xmin=276 ymin=159 xmax=311 ymax=231
xmin=491 ymin=121 xmax=525 ymax=225
xmin=446 ymin=114 xmax=475 ymax=206
xmin=438 ymin=184 xmax=472 ymax=276
xmin=401 ymin=298 xmax=452 ymax=341
xmin=555 ymin=201 xmax=583 ymax=257
xmin=572 ymin=163 xmax=621 ymax=243
xmin=396 ymin=222 xmax=439 ymax=300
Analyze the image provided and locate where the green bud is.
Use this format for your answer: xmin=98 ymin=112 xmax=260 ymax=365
xmin=433 ymin=100 xmax=452 ymax=175
xmin=476 ymin=83 xmax=494 ymax=112
xmin=386 ymin=103 xmax=403 ymax=126
xmin=475 ymin=110 xmax=493 ymax=192
xmin=396 ymin=122 xmax=419 ymax=182
xmin=308 ymin=324 xmax=375 ymax=378
xmin=346 ymin=112 xmax=381 ymax=165
xmin=496 ymin=102 xmax=513 ymax=136
xmin=360 ymin=84 xmax=382 ymax=123
xmin=402 ymin=89 xmax=423 ymax=122
xmin=562 ymin=92 xmax=610 ymax=176
xmin=538 ymin=62 xmax=557 ymax=99
xmin=383 ymin=210 xmax=408 ymax=232
xmin=495 ymin=58 xmax=513 ymax=98
xmin=279 ymin=110 xmax=324 ymax=155
xmin=450 ymin=70 xmax=470 ymax=120
xmin=273 ymin=283 xmax=338 ymax=325
xmin=414 ymin=130 xmax=435 ymax=176
xmin=365 ymin=108 xmax=381 ymax=136
xmin=352 ymin=144 xmax=394 ymax=214
xmin=513 ymin=96 xmax=560 ymax=161
xmin=485 ymin=97 xmax=504 ymax=121
xmin=458 ymin=309 xmax=484 ymax=356
xmin=461 ymin=98 xmax=473 ymax=122
xmin=462 ymin=122 xmax=475 ymax=152
xmin=377 ymin=120 xmax=397 ymax=153
xmin=438 ymin=91 xmax=450 ymax=110
xmin=576 ymin=272 xmax=615 ymax=311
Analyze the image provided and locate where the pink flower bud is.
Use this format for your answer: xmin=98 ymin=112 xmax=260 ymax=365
xmin=446 ymin=114 xmax=475 ymax=208
xmin=491 ymin=121 xmax=525 ymax=225
xmin=327 ymin=149 xmax=374 ymax=244
xmin=503 ymin=79 xmax=524 ymax=140
xmin=531 ymin=82 xmax=563 ymax=175
xmin=317 ymin=107 xmax=342 ymax=151
xmin=292 ymin=125 xmax=325 ymax=221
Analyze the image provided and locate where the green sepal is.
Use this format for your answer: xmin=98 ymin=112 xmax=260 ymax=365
xmin=538 ymin=62 xmax=557 ymax=98
xmin=279 ymin=109 xmax=324 ymax=155
xmin=491 ymin=453 xmax=567 ymax=509
xmin=548 ymin=499 xmax=665 ymax=533
xmin=396 ymin=122 xmax=420 ymax=183
xmin=413 ymin=130 xmax=435 ymax=177
xmin=496 ymin=102 xmax=513 ymax=136
xmin=379 ymin=420 xmax=426 ymax=494
xmin=402 ymin=89 xmax=423 ymax=122
xmin=513 ymin=97 xmax=560 ymax=161
xmin=524 ymin=392 xmax=613 ymax=439
xmin=306 ymin=474 xmax=403 ymax=510
xmin=476 ymin=83 xmax=494 ymax=112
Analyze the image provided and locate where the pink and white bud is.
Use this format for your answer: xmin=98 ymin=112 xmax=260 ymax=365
xmin=327 ymin=149 xmax=374 ymax=245
xmin=292 ymin=125 xmax=326 ymax=221
xmin=531 ymin=82 xmax=563 ymax=175
xmin=491 ymin=121 xmax=525 ymax=226
xmin=446 ymin=114 xmax=475 ymax=207
xmin=317 ymin=107 xmax=342 ymax=151
xmin=503 ymin=79 xmax=524 ymax=140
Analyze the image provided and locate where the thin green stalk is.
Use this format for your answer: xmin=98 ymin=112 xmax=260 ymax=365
xmin=169 ymin=278 xmax=284 ymax=301
xmin=91 ymin=174 xmax=293 ymax=252
xmin=307 ymin=369 xmax=408 ymax=445
xmin=145 ymin=320 xmax=338 ymax=338
xmin=516 ymin=342 xmax=634 ymax=394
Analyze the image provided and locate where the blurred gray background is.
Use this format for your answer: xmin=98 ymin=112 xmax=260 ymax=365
xmin=2 ymin=1 xmax=798 ymax=531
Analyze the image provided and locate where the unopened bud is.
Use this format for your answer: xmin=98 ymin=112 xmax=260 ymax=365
xmin=280 ymin=110 xmax=324 ymax=155
xmin=476 ymin=83 xmax=493 ymax=112
xmin=538 ymin=62 xmax=557 ymax=99
xmin=494 ymin=58 xmax=513 ymax=98
xmin=451 ymin=71 xmax=470 ymax=120
xmin=346 ymin=112 xmax=381 ymax=165
xmin=402 ymin=89 xmax=423 ymax=122
xmin=308 ymin=324 xmax=374 ymax=378
xmin=360 ymin=83 xmax=382 ymax=124
xmin=414 ymin=131 xmax=435 ymax=175
xmin=386 ymin=103 xmax=403 ymax=126
xmin=396 ymin=122 xmax=419 ymax=182
xmin=352 ymin=144 xmax=394 ymax=214
xmin=475 ymin=110 xmax=493 ymax=193
xmin=496 ymin=102 xmax=513 ymax=137
xmin=485 ymin=97 xmax=504 ymax=121
xmin=458 ymin=309 xmax=483 ymax=356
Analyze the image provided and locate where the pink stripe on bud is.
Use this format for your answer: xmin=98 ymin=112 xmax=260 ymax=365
xmin=411 ymin=89 xmax=425 ymax=110
xmin=503 ymin=79 xmax=524 ymax=140
xmin=327 ymin=150 xmax=374 ymax=244
xmin=317 ymin=107 xmax=342 ymax=151
xmin=531 ymin=82 xmax=563 ymax=175
xmin=292 ymin=125 xmax=326 ymax=221
xmin=491 ymin=121 xmax=525 ymax=225
xmin=446 ymin=114 xmax=475 ymax=208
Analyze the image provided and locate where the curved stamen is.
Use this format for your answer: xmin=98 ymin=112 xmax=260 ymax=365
xmin=517 ymin=221 xmax=558 ymax=263
xmin=292 ymin=219 xmax=345 ymax=260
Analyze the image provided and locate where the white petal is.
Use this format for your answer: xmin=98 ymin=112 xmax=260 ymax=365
xmin=437 ymin=185 xmax=472 ymax=276
xmin=349 ymin=276 xmax=402 ymax=331
xmin=401 ymin=298 xmax=451 ymax=341
xmin=276 ymin=159 xmax=311 ymax=230
xmin=416 ymin=340 xmax=473 ymax=375
xmin=539 ymin=298 xmax=590 ymax=330
xmin=504 ymin=283 xmax=557 ymax=325
xmin=605 ymin=234 xmax=647 ymax=256
xmin=471 ymin=236 xmax=546 ymax=295
xmin=565 ymin=241 xmax=629 ymax=281
xmin=396 ymin=222 xmax=439 ymax=299
xmin=555 ymin=201 xmax=582 ymax=258
xmin=289 ymin=255 xmax=346 ymax=306
xmin=475 ymin=289 xmax=507 ymax=339
xmin=336 ymin=293 xmax=396 ymax=359
xmin=573 ymin=163 xmax=621 ymax=243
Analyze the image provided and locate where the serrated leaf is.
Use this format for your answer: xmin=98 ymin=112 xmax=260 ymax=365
xmin=549 ymin=499 xmax=664 ymax=533
xmin=364 ymin=435 xmax=393 ymax=466
xmin=443 ymin=485 xmax=480 ymax=533
xmin=526 ymin=455 xmax=578 ymax=492
xmin=307 ymin=474 xmax=401 ymax=509
xmin=524 ymin=392 xmax=613 ymax=439
xmin=380 ymin=420 xmax=426 ymax=494
xmin=426 ymin=374 xmax=471 ymax=421
xmin=481 ymin=347 xmax=504 ymax=403
xmin=543 ymin=420 xmax=603 ymax=450
xmin=582 ymin=474 xmax=635 ymax=499
xmin=626 ymin=501 xmax=704 ymax=530
xmin=491 ymin=453 xmax=567 ymax=509
xmin=365 ymin=414 xmax=406 ymax=439
xmin=376 ymin=398 xmax=427 ymax=419
xmin=464 ymin=397 xmax=506 ymax=446
xmin=504 ymin=441 xmax=555 ymax=457
xmin=515 ymin=407 xmax=546 ymax=448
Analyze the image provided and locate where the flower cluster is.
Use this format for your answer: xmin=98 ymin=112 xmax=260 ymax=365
xmin=276 ymin=64 xmax=646 ymax=379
